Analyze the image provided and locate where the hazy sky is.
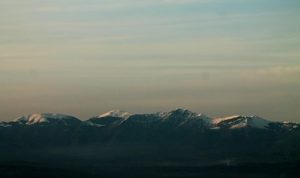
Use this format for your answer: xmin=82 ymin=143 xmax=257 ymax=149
xmin=0 ymin=0 xmax=300 ymax=121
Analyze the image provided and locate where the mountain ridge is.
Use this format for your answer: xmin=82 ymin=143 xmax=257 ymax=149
xmin=1 ymin=108 xmax=298 ymax=130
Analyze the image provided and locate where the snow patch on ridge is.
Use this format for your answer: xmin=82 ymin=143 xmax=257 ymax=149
xmin=212 ymin=115 xmax=241 ymax=125
xmin=98 ymin=110 xmax=132 ymax=119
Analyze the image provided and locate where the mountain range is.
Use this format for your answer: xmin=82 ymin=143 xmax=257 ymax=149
xmin=1 ymin=108 xmax=300 ymax=178
xmin=1 ymin=108 xmax=298 ymax=128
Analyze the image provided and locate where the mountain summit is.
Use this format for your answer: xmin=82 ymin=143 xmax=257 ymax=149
xmin=13 ymin=113 xmax=81 ymax=125
xmin=212 ymin=115 xmax=271 ymax=129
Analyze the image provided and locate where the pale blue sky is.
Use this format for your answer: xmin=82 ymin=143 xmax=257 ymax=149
xmin=0 ymin=0 xmax=300 ymax=121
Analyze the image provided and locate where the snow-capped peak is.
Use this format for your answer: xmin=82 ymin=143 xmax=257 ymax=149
xmin=98 ymin=110 xmax=131 ymax=119
xmin=212 ymin=115 xmax=271 ymax=129
xmin=159 ymin=108 xmax=212 ymax=126
xmin=14 ymin=113 xmax=80 ymax=125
